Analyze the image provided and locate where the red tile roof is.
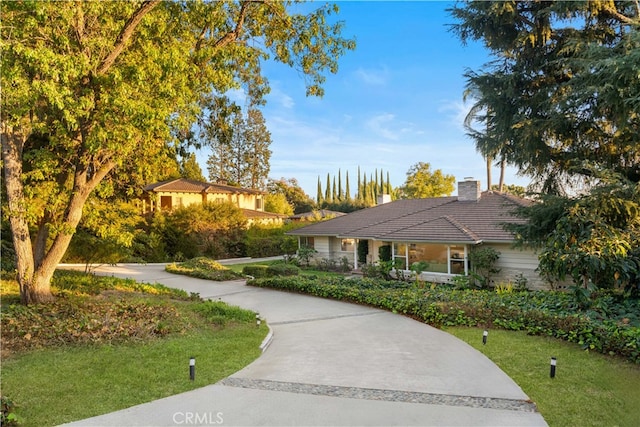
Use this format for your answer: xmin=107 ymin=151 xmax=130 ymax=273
xmin=143 ymin=178 xmax=264 ymax=195
xmin=288 ymin=192 xmax=531 ymax=244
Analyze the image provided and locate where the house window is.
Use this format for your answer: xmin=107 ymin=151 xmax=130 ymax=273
xmin=341 ymin=238 xmax=355 ymax=252
xmin=255 ymin=198 xmax=263 ymax=210
xmin=393 ymin=242 xmax=408 ymax=269
xmin=449 ymin=245 xmax=466 ymax=275
xmin=160 ymin=196 xmax=172 ymax=210
xmin=300 ymin=236 xmax=315 ymax=249
xmin=215 ymin=197 xmax=225 ymax=204
xmin=397 ymin=243 xmax=468 ymax=274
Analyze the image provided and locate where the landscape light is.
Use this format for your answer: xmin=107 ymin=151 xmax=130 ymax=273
xmin=550 ymin=357 xmax=557 ymax=378
xmin=482 ymin=330 xmax=488 ymax=345
xmin=189 ymin=356 xmax=195 ymax=381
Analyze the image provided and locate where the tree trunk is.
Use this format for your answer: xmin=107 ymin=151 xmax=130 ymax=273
xmin=498 ymin=157 xmax=506 ymax=192
xmin=486 ymin=155 xmax=492 ymax=191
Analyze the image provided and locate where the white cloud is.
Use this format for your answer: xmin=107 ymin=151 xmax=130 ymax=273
xmin=354 ymin=66 xmax=389 ymax=85
xmin=366 ymin=113 xmax=399 ymax=140
xmin=437 ymin=99 xmax=473 ymax=131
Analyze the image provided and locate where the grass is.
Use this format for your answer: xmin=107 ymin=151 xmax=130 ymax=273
xmin=225 ymin=260 xmax=346 ymax=278
xmin=0 ymin=274 xmax=267 ymax=427
xmin=446 ymin=327 xmax=640 ymax=427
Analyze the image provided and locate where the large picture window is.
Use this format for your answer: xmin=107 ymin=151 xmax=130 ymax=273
xmin=395 ymin=243 xmax=468 ymax=274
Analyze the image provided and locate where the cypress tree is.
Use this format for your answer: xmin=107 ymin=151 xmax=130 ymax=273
xmin=357 ymin=166 xmax=362 ymax=201
xmin=362 ymin=174 xmax=368 ymax=204
xmin=338 ymin=169 xmax=343 ymax=201
xmin=345 ymin=170 xmax=351 ymax=200
xmin=317 ymin=176 xmax=323 ymax=205
xmin=332 ymin=176 xmax=337 ymax=202
xmin=386 ymin=171 xmax=391 ymax=195
xmin=325 ymin=173 xmax=331 ymax=202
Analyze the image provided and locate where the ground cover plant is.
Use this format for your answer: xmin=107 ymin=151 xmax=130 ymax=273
xmin=0 ymin=271 xmax=267 ymax=427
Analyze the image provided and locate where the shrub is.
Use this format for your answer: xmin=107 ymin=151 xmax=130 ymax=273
xmin=296 ymin=245 xmax=317 ymax=267
xmin=468 ymin=246 xmax=501 ymax=288
xmin=267 ymin=263 xmax=300 ymax=277
xmin=165 ymin=257 xmax=243 ymax=281
xmin=242 ymin=265 xmax=270 ymax=278
xmin=357 ymin=239 xmax=369 ymax=264
xmin=378 ymin=245 xmax=392 ymax=262
xmin=0 ymin=396 xmax=19 ymax=427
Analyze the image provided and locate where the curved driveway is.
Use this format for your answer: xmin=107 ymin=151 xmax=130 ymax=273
xmin=63 ymin=263 xmax=547 ymax=427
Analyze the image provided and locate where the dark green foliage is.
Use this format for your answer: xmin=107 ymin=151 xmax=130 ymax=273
xmin=0 ymin=396 xmax=19 ymax=427
xmin=63 ymin=228 xmax=132 ymax=266
xmin=244 ymin=224 xmax=298 ymax=258
xmin=267 ymin=263 xmax=300 ymax=277
xmin=357 ymin=239 xmax=368 ymax=264
xmin=242 ymin=263 xmax=300 ymax=278
xmin=159 ymin=202 xmax=248 ymax=260
xmin=248 ymin=276 xmax=640 ymax=363
xmin=242 ymin=265 xmax=270 ymax=278
xmin=296 ymin=245 xmax=317 ymax=267
xmin=468 ymin=246 xmax=501 ymax=289
xmin=507 ymin=177 xmax=640 ymax=295
xmin=378 ymin=245 xmax=392 ymax=262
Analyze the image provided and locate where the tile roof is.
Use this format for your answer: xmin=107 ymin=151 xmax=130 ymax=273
xmin=143 ymin=178 xmax=264 ymax=195
xmin=241 ymin=209 xmax=288 ymax=219
xmin=287 ymin=192 xmax=532 ymax=244
xmin=289 ymin=210 xmax=347 ymax=220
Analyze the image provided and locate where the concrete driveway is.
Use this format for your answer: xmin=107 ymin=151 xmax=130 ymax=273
xmin=61 ymin=263 xmax=547 ymax=426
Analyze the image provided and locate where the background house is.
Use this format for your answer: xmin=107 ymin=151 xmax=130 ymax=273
xmin=287 ymin=179 xmax=546 ymax=289
xmin=141 ymin=178 xmax=285 ymax=225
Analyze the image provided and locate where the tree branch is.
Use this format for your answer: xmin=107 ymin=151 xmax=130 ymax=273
xmin=96 ymin=0 xmax=160 ymax=75
xmin=213 ymin=0 xmax=252 ymax=49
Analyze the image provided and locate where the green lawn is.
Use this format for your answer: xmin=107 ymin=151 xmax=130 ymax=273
xmin=446 ymin=327 xmax=640 ymax=427
xmin=0 ymin=274 xmax=267 ymax=427
xmin=2 ymin=326 xmax=266 ymax=427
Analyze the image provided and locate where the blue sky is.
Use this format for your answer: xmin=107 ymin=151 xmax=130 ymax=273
xmin=196 ymin=1 xmax=532 ymax=198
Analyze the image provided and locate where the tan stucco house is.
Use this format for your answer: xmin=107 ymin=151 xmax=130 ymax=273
xmin=287 ymin=179 xmax=546 ymax=290
xmin=141 ymin=178 xmax=286 ymax=225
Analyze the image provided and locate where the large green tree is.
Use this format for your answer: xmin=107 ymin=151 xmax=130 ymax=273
xmin=206 ymin=107 xmax=271 ymax=188
xmin=400 ymin=162 xmax=455 ymax=199
xmin=266 ymin=177 xmax=315 ymax=214
xmin=450 ymin=1 xmax=640 ymax=291
xmin=1 ymin=1 xmax=355 ymax=304
xmin=450 ymin=1 xmax=640 ymax=192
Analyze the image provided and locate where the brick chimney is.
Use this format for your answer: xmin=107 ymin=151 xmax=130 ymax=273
xmin=458 ymin=177 xmax=481 ymax=202
xmin=377 ymin=194 xmax=392 ymax=205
